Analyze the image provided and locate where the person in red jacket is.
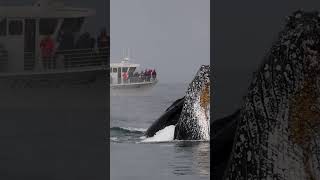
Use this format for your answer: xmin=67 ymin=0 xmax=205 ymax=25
xmin=122 ymin=71 xmax=129 ymax=83
xmin=40 ymin=35 xmax=55 ymax=69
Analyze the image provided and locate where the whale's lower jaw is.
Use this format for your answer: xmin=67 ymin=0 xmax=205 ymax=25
xmin=174 ymin=65 xmax=210 ymax=140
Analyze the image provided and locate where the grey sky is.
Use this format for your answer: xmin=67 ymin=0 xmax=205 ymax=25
xmin=214 ymin=0 xmax=320 ymax=118
xmin=111 ymin=0 xmax=210 ymax=84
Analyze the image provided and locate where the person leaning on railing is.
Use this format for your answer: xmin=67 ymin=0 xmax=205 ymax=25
xmin=96 ymin=28 xmax=109 ymax=65
xmin=40 ymin=35 xmax=55 ymax=70
xmin=122 ymin=71 xmax=129 ymax=83
xmin=97 ymin=28 xmax=108 ymax=49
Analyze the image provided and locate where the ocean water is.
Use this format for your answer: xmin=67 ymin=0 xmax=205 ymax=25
xmin=110 ymin=83 xmax=210 ymax=180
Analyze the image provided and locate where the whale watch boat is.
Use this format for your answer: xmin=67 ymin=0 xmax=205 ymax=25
xmin=0 ymin=0 xmax=108 ymax=107
xmin=110 ymin=56 xmax=158 ymax=89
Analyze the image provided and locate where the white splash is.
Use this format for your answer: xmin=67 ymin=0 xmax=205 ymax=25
xmin=110 ymin=137 xmax=118 ymax=141
xmin=141 ymin=125 xmax=176 ymax=142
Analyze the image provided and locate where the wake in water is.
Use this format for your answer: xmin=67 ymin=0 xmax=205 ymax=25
xmin=110 ymin=126 xmax=176 ymax=143
xmin=110 ymin=126 xmax=146 ymax=143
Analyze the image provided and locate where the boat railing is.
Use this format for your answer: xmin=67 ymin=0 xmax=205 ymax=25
xmin=0 ymin=49 xmax=8 ymax=71
xmin=24 ymin=51 xmax=36 ymax=70
xmin=116 ymin=76 xmax=157 ymax=85
xmin=23 ymin=47 xmax=109 ymax=71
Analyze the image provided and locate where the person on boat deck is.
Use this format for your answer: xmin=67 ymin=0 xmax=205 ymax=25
xmin=57 ymin=30 xmax=74 ymax=51
xmin=122 ymin=71 xmax=129 ymax=83
xmin=133 ymin=72 xmax=139 ymax=83
xmin=75 ymin=32 xmax=92 ymax=49
xmin=140 ymin=70 xmax=144 ymax=81
xmin=40 ymin=35 xmax=55 ymax=69
xmin=128 ymin=71 xmax=134 ymax=80
xmin=152 ymin=69 xmax=157 ymax=79
xmin=147 ymin=69 xmax=152 ymax=81
xmin=97 ymin=28 xmax=109 ymax=51
xmin=144 ymin=69 xmax=148 ymax=81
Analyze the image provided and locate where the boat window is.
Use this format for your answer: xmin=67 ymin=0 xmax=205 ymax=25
xmin=122 ymin=67 xmax=128 ymax=72
xmin=129 ymin=67 xmax=136 ymax=73
xmin=113 ymin=68 xmax=117 ymax=73
xmin=0 ymin=18 xmax=6 ymax=36
xmin=40 ymin=18 xmax=58 ymax=35
xmin=59 ymin=18 xmax=84 ymax=34
xmin=9 ymin=20 xmax=23 ymax=35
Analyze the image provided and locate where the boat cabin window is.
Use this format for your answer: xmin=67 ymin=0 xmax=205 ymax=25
xmin=113 ymin=68 xmax=117 ymax=73
xmin=60 ymin=17 xmax=84 ymax=33
xmin=40 ymin=18 xmax=58 ymax=35
xmin=129 ymin=67 xmax=136 ymax=73
xmin=9 ymin=20 xmax=23 ymax=35
xmin=0 ymin=18 xmax=6 ymax=36
xmin=122 ymin=67 xmax=128 ymax=72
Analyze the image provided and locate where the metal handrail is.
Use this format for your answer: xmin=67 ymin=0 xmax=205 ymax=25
xmin=112 ymin=76 xmax=157 ymax=85
xmin=23 ymin=47 xmax=109 ymax=71
xmin=55 ymin=47 xmax=109 ymax=54
xmin=0 ymin=50 xmax=8 ymax=62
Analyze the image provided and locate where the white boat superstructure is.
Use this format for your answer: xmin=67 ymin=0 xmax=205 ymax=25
xmin=110 ymin=56 xmax=158 ymax=89
xmin=0 ymin=0 xmax=109 ymax=107
xmin=0 ymin=0 xmax=108 ymax=75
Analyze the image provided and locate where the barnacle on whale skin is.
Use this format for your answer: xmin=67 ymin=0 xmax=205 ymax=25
xmin=200 ymin=83 xmax=210 ymax=120
xmin=223 ymin=11 xmax=320 ymax=180
xmin=174 ymin=65 xmax=210 ymax=140
xmin=289 ymin=79 xmax=320 ymax=180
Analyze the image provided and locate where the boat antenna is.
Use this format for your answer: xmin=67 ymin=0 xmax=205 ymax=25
xmin=122 ymin=48 xmax=129 ymax=62
xmin=127 ymin=48 xmax=130 ymax=60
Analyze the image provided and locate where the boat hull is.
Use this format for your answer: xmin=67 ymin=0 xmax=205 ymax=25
xmin=110 ymin=80 xmax=158 ymax=96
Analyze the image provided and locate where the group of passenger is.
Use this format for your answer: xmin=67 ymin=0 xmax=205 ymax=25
xmin=123 ymin=69 xmax=157 ymax=83
xmin=57 ymin=28 xmax=109 ymax=51
xmin=74 ymin=28 xmax=109 ymax=50
xmin=141 ymin=69 xmax=157 ymax=81
xmin=39 ymin=28 xmax=109 ymax=69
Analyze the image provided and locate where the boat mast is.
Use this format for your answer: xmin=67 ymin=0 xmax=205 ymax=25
xmin=127 ymin=48 xmax=130 ymax=61
xmin=122 ymin=48 xmax=130 ymax=62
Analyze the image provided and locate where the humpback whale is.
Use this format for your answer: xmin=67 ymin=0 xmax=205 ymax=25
xmin=145 ymin=65 xmax=210 ymax=141
xmin=212 ymin=11 xmax=320 ymax=179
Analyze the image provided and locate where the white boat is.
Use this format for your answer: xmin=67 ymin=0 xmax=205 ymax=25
xmin=110 ymin=56 xmax=158 ymax=90
xmin=0 ymin=0 xmax=108 ymax=109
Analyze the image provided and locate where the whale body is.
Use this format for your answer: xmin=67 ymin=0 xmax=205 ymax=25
xmin=215 ymin=11 xmax=320 ymax=180
xmin=145 ymin=65 xmax=210 ymax=140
